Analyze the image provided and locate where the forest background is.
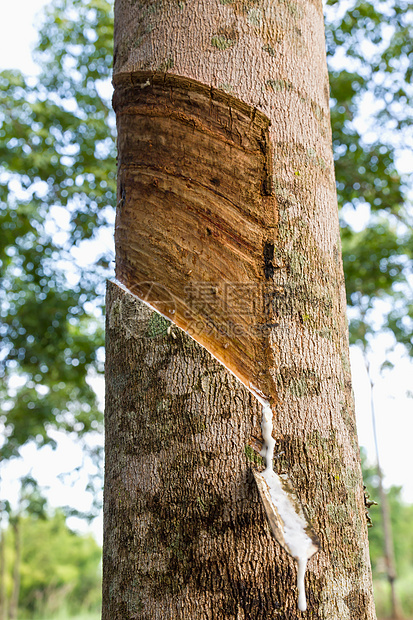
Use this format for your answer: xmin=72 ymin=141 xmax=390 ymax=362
xmin=0 ymin=0 xmax=413 ymax=618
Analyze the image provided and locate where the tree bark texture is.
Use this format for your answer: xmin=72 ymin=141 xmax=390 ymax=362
xmin=103 ymin=1 xmax=377 ymax=618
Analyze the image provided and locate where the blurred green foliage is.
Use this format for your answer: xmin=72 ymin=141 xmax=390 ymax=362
xmin=2 ymin=510 xmax=101 ymax=618
xmin=0 ymin=0 xmax=115 ymax=459
xmin=326 ymin=0 xmax=413 ymax=354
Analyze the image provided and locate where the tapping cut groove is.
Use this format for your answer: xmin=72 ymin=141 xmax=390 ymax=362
xmin=113 ymin=71 xmax=278 ymax=401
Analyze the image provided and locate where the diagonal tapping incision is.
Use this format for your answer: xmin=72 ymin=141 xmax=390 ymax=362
xmin=113 ymin=71 xmax=278 ymax=402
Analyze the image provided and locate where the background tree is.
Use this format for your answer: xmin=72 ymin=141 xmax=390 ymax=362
xmin=0 ymin=501 xmax=10 ymax=620
xmin=362 ymin=450 xmax=413 ymax=618
xmin=7 ymin=476 xmax=47 ymax=620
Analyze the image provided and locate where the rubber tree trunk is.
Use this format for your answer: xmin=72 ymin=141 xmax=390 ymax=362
xmin=103 ymin=1 xmax=377 ymax=618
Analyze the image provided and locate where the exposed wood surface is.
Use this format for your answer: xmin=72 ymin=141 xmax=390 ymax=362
xmin=114 ymin=71 xmax=277 ymax=400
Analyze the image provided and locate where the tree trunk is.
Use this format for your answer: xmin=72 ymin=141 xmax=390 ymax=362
xmin=377 ymin=472 xmax=402 ymax=620
xmin=367 ymin=359 xmax=403 ymax=619
xmin=8 ymin=519 xmax=20 ymax=620
xmin=103 ymin=1 xmax=376 ymax=618
xmin=0 ymin=526 xmax=6 ymax=620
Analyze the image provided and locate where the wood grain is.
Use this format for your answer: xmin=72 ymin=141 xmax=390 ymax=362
xmin=114 ymin=71 xmax=278 ymax=400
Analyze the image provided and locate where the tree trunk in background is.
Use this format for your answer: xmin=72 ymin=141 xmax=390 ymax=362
xmin=103 ymin=1 xmax=376 ymax=618
xmin=377 ymin=470 xmax=402 ymax=620
xmin=8 ymin=518 xmax=20 ymax=620
xmin=367 ymin=360 xmax=402 ymax=619
xmin=0 ymin=527 xmax=6 ymax=620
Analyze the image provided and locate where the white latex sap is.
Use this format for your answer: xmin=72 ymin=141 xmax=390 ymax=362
xmin=260 ymin=403 xmax=314 ymax=612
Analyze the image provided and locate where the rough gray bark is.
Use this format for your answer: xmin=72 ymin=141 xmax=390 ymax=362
xmin=103 ymin=282 xmax=375 ymax=619
xmin=103 ymin=1 xmax=377 ymax=618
